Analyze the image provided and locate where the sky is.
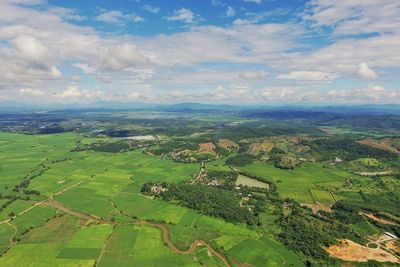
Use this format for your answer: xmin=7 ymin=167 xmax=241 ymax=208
xmin=0 ymin=0 xmax=400 ymax=105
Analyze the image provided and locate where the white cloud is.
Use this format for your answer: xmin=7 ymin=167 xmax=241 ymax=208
xmin=211 ymin=0 xmax=224 ymax=7
xmin=12 ymin=35 xmax=51 ymax=66
xmin=226 ymin=6 xmax=236 ymax=17
xmin=58 ymin=85 xmax=82 ymax=98
xmin=48 ymin=7 xmax=85 ymax=21
xmin=100 ymin=43 xmax=150 ymax=71
xmin=327 ymin=84 xmax=399 ymax=103
xmin=277 ymin=71 xmax=338 ymax=82
xmin=142 ymin=5 xmax=160 ymax=14
xmin=357 ymin=63 xmax=378 ymax=80
xmin=8 ymin=0 xmax=45 ymax=5
xmin=140 ymin=23 xmax=303 ymax=66
xmin=239 ymin=71 xmax=267 ymax=79
xmin=0 ymin=0 xmax=399 ymax=105
xmin=96 ymin=10 xmax=144 ymax=24
xmin=304 ymin=0 xmax=400 ymax=35
xmin=244 ymin=0 xmax=262 ymax=4
xmin=19 ymin=88 xmax=45 ymax=96
xmin=51 ymin=66 xmax=62 ymax=79
xmin=166 ymin=8 xmax=195 ymax=23
xmin=56 ymin=85 xmax=106 ymax=100
xmin=73 ymin=63 xmax=96 ymax=74
xmin=232 ymin=19 xmax=252 ymax=26
xmin=70 ymin=75 xmax=81 ymax=82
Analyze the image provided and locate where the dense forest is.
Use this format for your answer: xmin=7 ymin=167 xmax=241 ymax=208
xmin=303 ymin=138 xmax=398 ymax=161
xmin=160 ymin=184 xmax=257 ymax=225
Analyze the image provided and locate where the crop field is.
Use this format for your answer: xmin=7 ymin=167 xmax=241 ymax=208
xmin=235 ymin=174 xmax=269 ymax=189
xmin=240 ymin=162 xmax=349 ymax=203
xmin=98 ymin=225 xmax=203 ymax=267
xmin=114 ymin=192 xmax=188 ymax=224
xmin=225 ymin=236 xmax=304 ymax=266
xmin=0 ymin=216 xmax=98 ymax=266
xmin=310 ymin=189 xmax=336 ymax=205
xmin=205 ymin=158 xmax=233 ymax=172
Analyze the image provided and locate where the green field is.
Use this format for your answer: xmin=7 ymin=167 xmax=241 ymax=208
xmin=310 ymin=189 xmax=336 ymax=204
xmin=0 ymin=133 xmax=306 ymax=266
xmin=240 ymin=162 xmax=348 ymax=203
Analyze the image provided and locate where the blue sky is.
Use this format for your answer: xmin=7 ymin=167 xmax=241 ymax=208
xmin=0 ymin=0 xmax=399 ymax=104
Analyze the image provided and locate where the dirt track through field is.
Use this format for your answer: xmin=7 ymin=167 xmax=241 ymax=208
xmin=42 ymin=199 xmax=231 ymax=267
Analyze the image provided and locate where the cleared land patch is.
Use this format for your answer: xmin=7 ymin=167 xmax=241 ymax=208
xmin=326 ymin=239 xmax=400 ymax=263
xmin=235 ymin=175 xmax=269 ymax=189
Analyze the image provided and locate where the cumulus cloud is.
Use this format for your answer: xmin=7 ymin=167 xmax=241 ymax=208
xmin=70 ymin=75 xmax=81 ymax=83
xmin=51 ymin=66 xmax=62 ymax=79
xmin=226 ymin=6 xmax=236 ymax=17
xmin=7 ymin=0 xmax=45 ymax=5
xmin=244 ymin=0 xmax=262 ymax=4
xmin=12 ymin=35 xmax=51 ymax=66
xmin=58 ymin=85 xmax=82 ymax=98
xmin=96 ymin=10 xmax=144 ymax=24
xmin=327 ymin=84 xmax=399 ymax=102
xmin=19 ymin=88 xmax=45 ymax=96
xmin=1 ymin=0 xmax=399 ymax=104
xmin=73 ymin=63 xmax=96 ymax=74
xmin=140 ymin=23 xmax=303 ymax=66
xmin=232 ymin=19 xmax=253 ymax=26
xmin=166 ymin=8 xmax=195 ymax=23
xmin=357 ymin=63 xmax=378 ymax=80
xmin=304 ymin=0 xmax=400 ymax=35
xmin=277 ymin=71 xmax=338 ymax=82
xmin=57 ymin=85 xmax=106 ymax=100
xmin=100 ymin=43 xmax=151 ymax=71
xmin=239 ymin=71 xmax=267 ymax=79
xmin=142 ymin=5 xmax=160 ymax=14
xmin=48 ymin=7 xmax=85 ymax=21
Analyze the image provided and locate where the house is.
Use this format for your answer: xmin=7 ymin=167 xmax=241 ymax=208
xmin=385 ymin=232 xmax=398 ymax=239
xmin=151 ymin=185 xmax=167 ymax=194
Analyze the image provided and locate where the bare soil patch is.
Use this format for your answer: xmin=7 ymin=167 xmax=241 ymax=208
xmin=326 ymin=239 xmax=400 ymax=263
xmin=199 ymin=142 xmax=216 ymax=153
xmin=358 ymin=138 xmax=400 ymax=154
xmin=302 ymin=202 xmax=332 ymax=213
xmin=218 ymin=139 xmax=238 ymax=150
xmin=385 ymin=240 xmax=400 ymax=254
xmin=247 ymin=143 xmax=263 ymax=155
xmin=319 ymin=127 xmax=337 ymax=135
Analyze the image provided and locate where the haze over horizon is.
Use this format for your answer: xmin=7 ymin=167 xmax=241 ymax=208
xmin=1 ymin=0 xmax=399 ymax=105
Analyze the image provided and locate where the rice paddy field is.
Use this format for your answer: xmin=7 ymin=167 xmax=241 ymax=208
xmin=0 ymin=132 xmax=306 ymax=266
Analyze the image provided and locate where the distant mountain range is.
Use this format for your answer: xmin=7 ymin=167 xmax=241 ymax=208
xmin=1 ymin=101 xmax=400 ymax=115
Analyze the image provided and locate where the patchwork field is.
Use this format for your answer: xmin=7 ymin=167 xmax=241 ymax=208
xmin=0 ymin=133 xmax=307 ymax=266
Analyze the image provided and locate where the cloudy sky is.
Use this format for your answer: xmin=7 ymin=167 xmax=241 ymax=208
xmin=0 ymin=0 xmax=399 ymax=105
